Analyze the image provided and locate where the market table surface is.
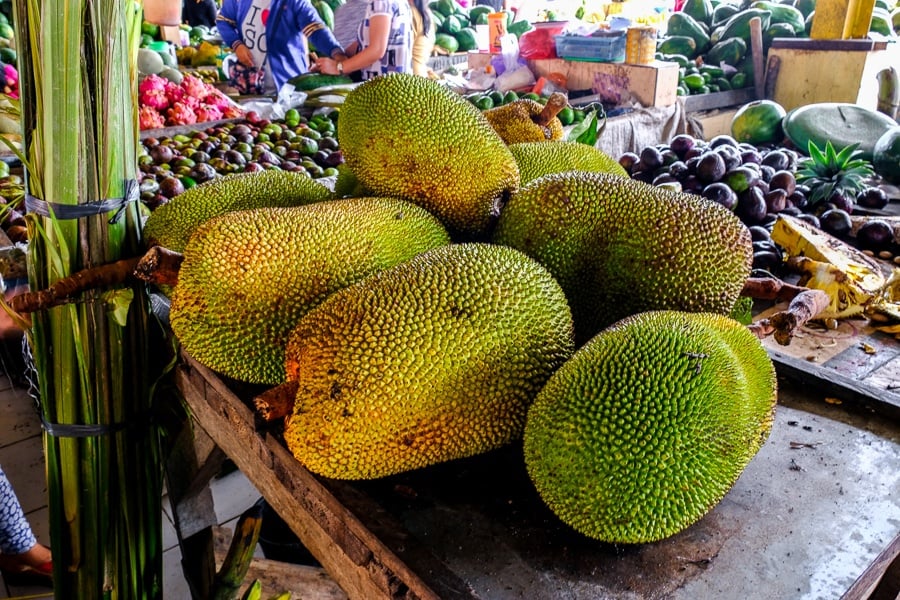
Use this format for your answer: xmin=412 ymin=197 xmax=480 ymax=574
xmin=169 ymin=340 xmax=900 ymax=599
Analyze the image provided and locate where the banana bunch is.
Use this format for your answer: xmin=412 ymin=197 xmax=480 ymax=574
xmin=771 ymin=214 xmax=888 ymax=319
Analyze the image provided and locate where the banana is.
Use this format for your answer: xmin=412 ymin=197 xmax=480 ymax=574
xmin=771 ymin=214 xmax=887 ymax=319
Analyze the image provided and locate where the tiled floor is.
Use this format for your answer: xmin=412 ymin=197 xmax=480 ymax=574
xmin=0 ymin=337 xmax=263 ymax=599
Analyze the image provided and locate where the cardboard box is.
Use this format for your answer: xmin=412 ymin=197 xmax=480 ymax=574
xmin=467 ymin=52 xmax=679 ymax=108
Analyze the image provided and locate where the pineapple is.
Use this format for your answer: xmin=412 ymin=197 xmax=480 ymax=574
xmin=795 ymin=140 xmax=874 ymax=208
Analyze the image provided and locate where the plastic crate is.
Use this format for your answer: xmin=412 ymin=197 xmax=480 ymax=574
xmin=554 ymin=31 xmax=626 ymax=63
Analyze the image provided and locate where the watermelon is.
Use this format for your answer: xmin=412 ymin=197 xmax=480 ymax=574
xmin=782 ymin=103 xmax=898 ymax=161
xmin=731 ymin=100 xmax=786 ymax=145
xmin=873 ymin=126 xmax=900 ymax=184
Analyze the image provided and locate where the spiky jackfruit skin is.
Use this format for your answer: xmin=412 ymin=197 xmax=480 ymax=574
xmin=282 ymin=243 xmax=575 ymax=480
xmin=337 ymin=73 xmax=519 ymax=239
xmin=492 ymin=171 xmax=753 ymax=344
xmin=509 ymin=141 xmax=628 ymax=185
xmin=483 ymin=99 xmax=565 ymax=144
xmin=170 ymin=198 xmax=450 ymax=384
xmin=143 ymin=170 xmax=332 ymax=253
xmin=524 ymin=310 xmax=777 ymax=544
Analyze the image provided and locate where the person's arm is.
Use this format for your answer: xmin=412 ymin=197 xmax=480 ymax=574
xmin=216 ymin=0 xmax=254 ymax=66
xmin=314 ymin=13 xmax=389 ymax=75
xmin=296 ymin=0 xmax=347 ymax=60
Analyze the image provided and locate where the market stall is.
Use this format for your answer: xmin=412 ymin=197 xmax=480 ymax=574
xmin=2 ymin=0 xmax=900 ymax=598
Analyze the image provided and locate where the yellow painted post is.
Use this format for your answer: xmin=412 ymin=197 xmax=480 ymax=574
xmin=809 ymin=0 xmax=851 ymax=39
xmin=843 ymin=0 xmax=877 ymax=39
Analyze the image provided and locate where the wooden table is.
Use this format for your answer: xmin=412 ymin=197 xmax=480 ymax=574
xmin=166 ymin=330 xmax=900 ymax=600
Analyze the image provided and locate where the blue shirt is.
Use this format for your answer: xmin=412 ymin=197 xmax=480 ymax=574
xmin=217 ymin=0 xmax=344 ymax=90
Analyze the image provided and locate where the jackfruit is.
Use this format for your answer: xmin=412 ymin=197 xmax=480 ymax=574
xmin=142 ymin=169 xmax=332 ymax=253
xmin=524 ymin=310 xmax=777 ymax=544
xmin=282 ymin=242 xmax=575 ymax=480
xmin=508 ymin=141 xmax=628 ymax=185
xmin=170 ymin=198 xmax=450 ymax=384
xmin=483 ymin=93 xmax=567 ymax=145
xmin=492 ymin=171 xmax=753 ymax=344
xmin=337 ymin=73 xmax=519 ymax=239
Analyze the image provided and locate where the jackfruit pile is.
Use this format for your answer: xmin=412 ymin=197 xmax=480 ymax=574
xmin=151 ymin=72 xmax=778 ymax=545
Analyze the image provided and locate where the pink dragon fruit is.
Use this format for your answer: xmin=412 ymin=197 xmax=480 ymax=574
xmin=138 ymin=74 xmax=169 ymax=111
xmin=180 ymin=75 xmax=209 ymax=102
xmin=166 ymin=101 xmax=197 ymax=126
xmin=194 ymin=103 xmax=223 ymax=123
xmin=163 ymin=80 xmax=185 ymax=106
xmin=139 ymin=105 xmax=166 ymax=130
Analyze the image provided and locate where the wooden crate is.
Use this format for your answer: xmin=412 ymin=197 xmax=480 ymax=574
xmin=467 ymin=52 xmax=679 ymax=107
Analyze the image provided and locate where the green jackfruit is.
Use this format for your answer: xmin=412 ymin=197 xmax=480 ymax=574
xmin=508 ymin=141 xmax=628 ymax=185
xmin=170 ymin=198 xmax=450 ymax=384
xmin=524 ymin=310 xmax=777 ymax=544
xmin=492 ymin=171 xmax=753 ymax=344
xmin=143 ymin=170 xmax=332 ymax=253
xmin=337 ymin=73 xmax=519 ymax=239
xmin=282 ymin=243 xmax=575 ymax=480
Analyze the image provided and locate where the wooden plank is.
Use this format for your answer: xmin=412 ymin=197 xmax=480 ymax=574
xmin=682 ymin=87 xmax=756 ymax=113
xmin=768 ymin=348 xmax=900 ymax=422
xmin=770 ymin=38 xmax=886 ymax=52
xmin=176 ymin=353 xmax=477 ymax=600
xmin=841 ymin=530 xmax=900 ymax=600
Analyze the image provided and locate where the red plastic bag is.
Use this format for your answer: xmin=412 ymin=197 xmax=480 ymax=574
xmin=517 ymin=28 xmax=559 ymax=60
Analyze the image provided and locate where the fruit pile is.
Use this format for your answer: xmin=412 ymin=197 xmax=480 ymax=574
xmin=615 ymin=131 xmax=895 ymax=271
xmin=138 ymin=110 xmax=340 ymax=208
xmin=121 ymin=73 xmax=811 ymax=551
xmin=430 ymin=1 xmax=532 ymax=54
xmin=658 ymin=0 xmax=900 ymax=97
xmin=138 ymin=73 xmax=244 ymax=130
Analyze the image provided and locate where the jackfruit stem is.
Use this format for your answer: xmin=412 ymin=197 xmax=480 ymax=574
xmin=741 ymin=276 xmax=811 ymax=303
xmin=7 ymin=255 xmax=142 ymax=317
xmin=746 ymin=287 xmax=831 ymax=345
xmin=254 ymin=380 xmax=300 ymax=421
xmin=536 ymin=92 xmax=568 ymax=128
xmin=133 ymin=245 xmax=184 ymax=288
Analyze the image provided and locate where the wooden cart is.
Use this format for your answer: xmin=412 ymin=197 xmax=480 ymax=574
xmin=168 ymin=317 xmax=900 ymax=600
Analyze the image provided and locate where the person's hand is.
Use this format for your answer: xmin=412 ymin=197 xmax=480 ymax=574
xmin=312 ymin=57 xmax=339 ymax=75
xmin=235 ymin=42 xmax=254 ymax=67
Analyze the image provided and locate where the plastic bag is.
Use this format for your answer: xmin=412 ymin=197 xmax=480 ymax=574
xmin=517 ymin=28 xmax=558 ymax=60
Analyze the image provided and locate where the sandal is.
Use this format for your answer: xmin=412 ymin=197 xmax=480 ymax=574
xmin=0 ymin=557 xmax=53 ymax=588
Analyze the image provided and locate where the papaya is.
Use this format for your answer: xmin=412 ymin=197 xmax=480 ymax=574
xmin=792 ymin=0 xmax=815 ymax=19
xmin=657 ymin=35 xmax=698 ymax=58
xmin=434 ymin=32 xmax=459 ymax=53
xmin=718 ymin=8 xmax=772 ymax=44
xmin=454 ymin=27 xmax=478 ymax=51
xmin=682 ymin=0 xmax=715 ymax=26
xmin=667 ymin=12 xmax=712 ymax=54
xmin=712 ymin=3 xmax=741 ymax=27
xmin=468 ymin=5 xmax=492 ymax=25
xmin=751 ymin=1 xmax=806 ymax=34
xmin=705 ymin=37 xmax=747 ymax=66
xmin=763 ymin=22 xmax=797 ymax=48
xmin=873 ymin=127 xmax=900 ymax=184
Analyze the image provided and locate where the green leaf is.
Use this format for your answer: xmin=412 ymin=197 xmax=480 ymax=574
xmin=104 ymin=288 xmax=133 ymax=327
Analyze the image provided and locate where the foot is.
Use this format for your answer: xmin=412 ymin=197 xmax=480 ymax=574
xmin=0 ymin=542 xmax=53 ymax=576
